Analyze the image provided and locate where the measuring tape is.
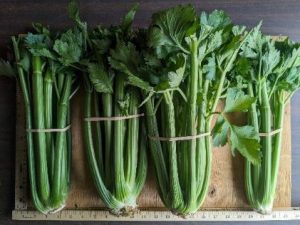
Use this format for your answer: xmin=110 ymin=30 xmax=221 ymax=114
xmin=12 ymin=208 xmax=300 ymax=221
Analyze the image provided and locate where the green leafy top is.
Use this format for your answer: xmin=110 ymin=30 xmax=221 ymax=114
xmin=68 ymin=0 xmax=88 ymax=50
xmin=220 ymin=23 xmax=300 ymax=166
xmin=110 ymin=6 xmax=241 ymax=93
xmin=148 ymin=5 xmax=197 ymax=58
xmin=53 ymin=29 xmax=83 ymax=66
xmin=84 ymin=4 xmax=144 ymax=94
xmin=22 ymin=27 xmax=84 ymax=76
xmin=234 ymin=23 xmax=300 ymax=104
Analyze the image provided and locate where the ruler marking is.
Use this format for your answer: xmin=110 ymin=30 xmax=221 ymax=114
xmin=15 ymin=87 xmax=28 ymax=210
xmin=11 ymin=209 xmax=300 ymax=221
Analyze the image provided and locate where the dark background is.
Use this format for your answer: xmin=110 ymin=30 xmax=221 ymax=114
xmin=1 ymin=0 xmax=300 ymax=224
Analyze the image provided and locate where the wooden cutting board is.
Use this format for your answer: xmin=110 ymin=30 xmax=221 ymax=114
xmin=14 ymin=84 xmax=291 ymax=214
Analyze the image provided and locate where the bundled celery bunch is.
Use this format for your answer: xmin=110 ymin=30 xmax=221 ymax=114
xmin=225 ymin=24 xmax=300 ymax=214
xmin=110 ymin=5 xmax=260 ymax=215
xmin=9 ymin=23 xmax=83 ymax=213
xmin=80 ymin=4 xmax=147 ymax=214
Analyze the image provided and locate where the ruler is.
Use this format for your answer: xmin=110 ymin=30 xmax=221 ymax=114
xmin=15 ymin=87 xmax=28 ymax=210
xmin=12 ymin=208 xmax=300 ymax=221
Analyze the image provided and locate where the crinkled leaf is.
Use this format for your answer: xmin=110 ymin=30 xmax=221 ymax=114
xmin=144 ymin=52 xmax=161 ymax=67
xmin=32 ymin=23 xmax=50 ymax=35
xmin=240 ymin=23 xmax=263 ymax=59
xmin=87 ymin=63 xmax=113 ymax=93
xmin=166 ymin=71 xmax=182 ymax=88
xmin=206 ymin=30 xmax=223 ymax=55
xmin=232 ymin=25 xmax=246 ymax=36
xmin=110 ymin=41 xmax=140 ymax=71
xmin=126 ymin=74 xmax=152 ymax=91
xmin=198 ymin=41 xmax=207 ymax=60
xmin=240 ymin=27 xmax=261 ymax=60
xmin=262 ymin=40 xmax=280 ymax=76
xmin=68 ymin=0 xmax=87 ymax=33
xmin=30 ymin=48 xmax=55 ymax=59
xmin=200 ymin=10 xmax=231 ymax=29
xmin=276 ymin=67 xmax=300 ymax=91
xmin=91 ymin=39 xmax=111 ymax=54
xmin=53 ymin=29 xmax=83 ymax=66
xmin=68 ymin=1 xmax=87 ymax=51
xmin=235 ymin=57 xmax=251 ymax=77
xmin=212 ymin=115 xmax=230 ymax=147
xmin=154 ymin=54 xmax=186 ymax=90
xmin=109 ymin=41 xmax=152 ymax=91
xmin=167 ymin=54 xmax=186 ymax=87
xmin=224 ymin=87 xmax=256 ymax=113
xmin=110 ymin=58 xmax=151 ymax=90
xmin=203 ymin=54 xmax=216 ymax=80
xmin=25 ymin=33 xmax=55 ymax=59
xmin=25 ymin=33 xmax=45 ymax=46
xmin=229 ymin=125 xmax=260 ymax=165
xmin=217 ymin=35 xmax=241 ymax=67
xmin=121 ymin=3 xmax=139 ymax=34
xmin=148 ymin=5 xmax=196 ymax=58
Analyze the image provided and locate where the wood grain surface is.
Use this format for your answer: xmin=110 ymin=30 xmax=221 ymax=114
xmin=1 ymin=1 xmax=300 ymax=225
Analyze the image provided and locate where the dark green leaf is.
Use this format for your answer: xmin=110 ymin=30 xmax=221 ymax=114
xmin=32 ymin=23 xmax=50 ymax=35
xmin=87 ymin=63 xmax=113 ymax=93
xmin=236 ymin=57 xmax=251 ymax=76
xmin=109 ymin=41 xmax=152 ymax=91
xmin=224 ymin=87 xmax=256 ymax=113
xmin=229 ymin=125 xmax=260 ymax=165
xmin=153 ymin=54 xmax=186 ymax=90
xmin=148 ymin=5 xmax=196 ymax=58
xmin=68 ymin=0 xmax=87 ymax=32
xmin=25 ymin=33 xmax=55 ymax=59
xmin=277 ymin=67 xmax=300 ymax=91
xmin=53 ymin=29 xmax=83 ymax=66
xmin=67 ymin=0 xmax=87 ymax=50
xmin=144 ymin=52 xmax=161 ymax=67
xmin=212 ymin=115 xmax=229 ymax=147
xmin=121 ymin=3 xmax=139 ymax=34
xmin=91 ymin=39 xmax=111 ymax=54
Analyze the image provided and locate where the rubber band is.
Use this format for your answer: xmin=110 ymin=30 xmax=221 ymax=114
xmin=148 ymin=132 xmax=211 ymax=142
xmin=26 ymin=125 xmax=71 ymax=133
xmin=259 ymin=128 xmax=282 ymax=137
xmin=84 ymin=113 xmax=144 ymax=122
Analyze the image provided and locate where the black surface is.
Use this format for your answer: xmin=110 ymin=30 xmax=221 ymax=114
xmin=0 ymin=1 xmax=300 ymax=224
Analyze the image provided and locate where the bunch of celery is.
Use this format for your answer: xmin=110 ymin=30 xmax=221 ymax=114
xmin=10 ymin=23 xmax=83 ymax=214
xmin=110 ymin=5 xmax=260 ymax=215
xmin=81 ymin=4 xmax=147 ymax=214
xmin=226 ymin=24 xmax=300 ymax=214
